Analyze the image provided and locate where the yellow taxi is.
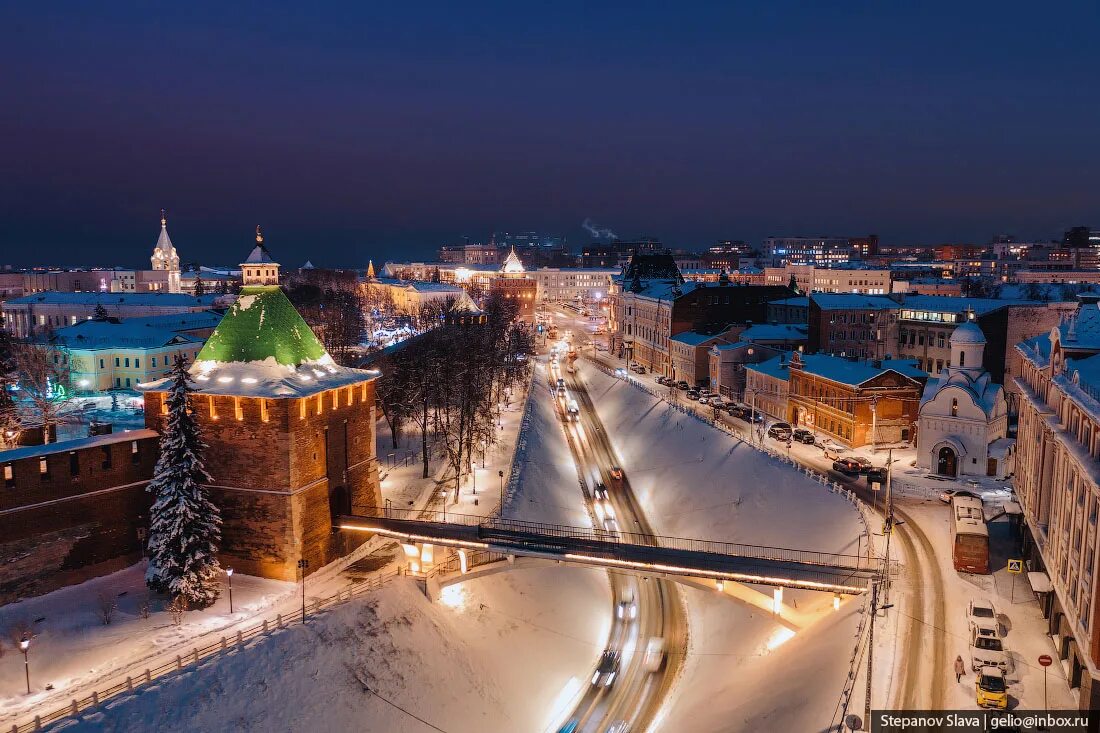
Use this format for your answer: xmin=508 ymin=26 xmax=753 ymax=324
xmin=975 ymin=666 xmax=1008 ymax=709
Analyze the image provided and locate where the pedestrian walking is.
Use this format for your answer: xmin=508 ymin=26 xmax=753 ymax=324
xmin=954 ymin=655 xmax=966 ymax=683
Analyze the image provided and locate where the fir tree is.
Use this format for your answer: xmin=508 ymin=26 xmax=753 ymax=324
xmin=145 ymin=356 xmax=223 ymax=607
xmin=193 ymin=277 xmax=207 ymax=297
xmin=93 ymin=302 xmax=109 ymax=320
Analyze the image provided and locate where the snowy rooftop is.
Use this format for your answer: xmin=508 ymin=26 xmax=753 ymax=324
xmin=670 ymin=331 xmax=725 ymax=346
xmin=48 ymin=321 xmax=205 ymax=350
xmin=745 ymin=353 xmax=793 ymax=381
xmin=403 ymin=281 xmax=464 ymax=293
xmin=739 ymin=324 xmax=808 ymax=342
xmin=6 ymin=292 xmax=220 ymax=307
xmin=768 ymin=296 xmax=809 ymax=307
xmin=796 ymin=353 xmax=926 ymax=387
xmin=810 ymin=293 xmax=898 ymax=311
xmin=122 ymin=310 xmax=225 ymax=331
xmin=242 ymin=243 xmax=278 ymax=264
xmin=898 ymin=294 xmax=1035 ymax=315
xmin=0 ymin=429 xmax=158 ymax=463
xmin=621 ymin=280 xmax=701 ymax=301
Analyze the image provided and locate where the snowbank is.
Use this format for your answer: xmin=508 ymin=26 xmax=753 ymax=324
xmin=578 ymin=362 xmax=862 ymax=556
xmin=55 ymin=572 xmax=610 ymax=733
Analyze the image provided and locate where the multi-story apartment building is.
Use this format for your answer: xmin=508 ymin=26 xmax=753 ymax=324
xmin=808 ymin=293 xmax=901 ymax=360
xmin=763 ymin=263 xmax=894 ymax=295
xmin=610 ymin=257 xmax=793 ymax=376
xmin=763 ymin=235 xmax=878 ymax=267
xmin=1014 ymin=293 xmax=1100 ymax=708
xmin=531 ymin=268 xmax=617 ymax=303
xmin=3 ymin=292 xmax=221 ymax=338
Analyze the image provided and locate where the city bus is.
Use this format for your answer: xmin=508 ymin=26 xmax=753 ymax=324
xmin=951 ymin=495 xmax=989 ymax=574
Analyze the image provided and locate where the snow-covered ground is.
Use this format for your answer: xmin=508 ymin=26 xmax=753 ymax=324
xmin=0 ymin=566 xmax=294 ymax=726
xmin=54 ymin=573 xmax=610 ymax=733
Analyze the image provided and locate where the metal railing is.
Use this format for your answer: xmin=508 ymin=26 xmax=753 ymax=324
xmin=365 ymin=507 xmax=883 ymax=573
xmin=11 ymin=568 xmax=403 ymax=733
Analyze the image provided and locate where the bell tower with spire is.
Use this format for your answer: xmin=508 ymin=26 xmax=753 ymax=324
xmin=150 ymin=209 xmax=182 ymax=293
xmin=240 ymin=226 xmax=281 ymax=286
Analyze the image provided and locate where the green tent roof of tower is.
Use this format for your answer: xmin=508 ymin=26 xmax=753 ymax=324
xmin=196 ymin=285 xmax=327 ymax=366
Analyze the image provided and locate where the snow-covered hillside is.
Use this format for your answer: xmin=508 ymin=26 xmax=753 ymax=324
xmin=56 ymin=572 xmax=610 ymax=733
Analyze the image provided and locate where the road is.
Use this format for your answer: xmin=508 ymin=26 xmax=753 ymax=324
xmin=545 ymin=304 xmax=947 ymax=712
xmin=545 ymin=337 xmax=686 ymax=733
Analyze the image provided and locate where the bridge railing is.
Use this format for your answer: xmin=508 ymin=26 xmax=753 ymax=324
xmin=364 ymin=507 xmax=883 ymax=573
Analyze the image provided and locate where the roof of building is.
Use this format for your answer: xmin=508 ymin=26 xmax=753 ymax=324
xmin=139 ymin=286 xmax=378 ymax=397
xmin=796 ymin=353 xmax=926 ymax=387
xmin=810 ymin=293 xmax=899 ymax=311
xmin=950 ymin=320 xmax=987 ymax=345
xmin=404 ymin=281 xmax=464 ymax=293
xmin=153 ymin=213 xmax=176 ymax=258
xmin=670 ymin=331 xmax=724 ymax=346
xmin=0 ymin=429 xmax=159 ymax=463
xmin=739 ymin=324 xmax=808 ymax=343
xmin=898 ymin=295 xmax=1034 ymax=315
xmin=4 ymin=292 xmax=220 ymax=307
xmin=123 ymin=310 xmax=224 ymax=331
xmin=47 ymin=320 xmax=205 ymax=350
xmin=500 ymin=247 xmax=526 ymax=274
xmin=621 ymin=280 xmax=701 ymax=301
xmin=768 ymin=296 xmax=810 ymax=307
xmin=745 ymin=353 xmax=793 ymax=381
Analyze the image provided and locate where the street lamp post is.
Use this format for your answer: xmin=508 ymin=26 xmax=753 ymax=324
xmin=498 ymin=470 xmax=505 ymax=512
xmin=226 ymin=567 xmax=234 ymax=614
xmin=20 ymin=636 xmax=30 ymax=695
xmin=297 ymin=559 xmax=310 ymax=623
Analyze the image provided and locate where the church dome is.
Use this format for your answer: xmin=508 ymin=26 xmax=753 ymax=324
xmin=950 ymin=320 xmax=986 ymax=345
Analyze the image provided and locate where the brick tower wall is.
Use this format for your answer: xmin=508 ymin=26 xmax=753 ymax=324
xmin=143 ymin=379 xmax=380 ymax=581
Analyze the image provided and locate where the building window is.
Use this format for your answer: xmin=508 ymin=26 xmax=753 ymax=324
xmin=316 ymin=393 xmax=324 ymax=414
xmin=208 ymin=395 xmax=218 ymax=420
xmin=115 ymin=357 xmax=120 ymax=367
xmin=332 ymin=389 xmax=338 ymax=409
xmin=299 ymin=399 xmax=307 ymax=420
xmin=260 ymin=398 xmax=270 ymax=423
xmin=3 ymin=463 xmax=13 ymax=488
xmin=131 ymin=440 xmax=141 ymax=464
xmin=234 ymin=396 xmax=243 ymax=421
xmin=39 ymin=457 xmax=49 ymax=477
xmin=134 ymin=358 xmax=140 ymax=368
xmin=70 ymin=451 xmax=79 ymax=476
xmin=951 ymin=398 xmax=958 ymax=417
xmin=124 ymin=358 xmax=130 ymax=367
xmin=152 ymin=357 xmax=157 ymax=367
xmin=101 ymin=446 xmax=112 ymax=469
xmin=99 ymin=358 xmax=105 ymax=369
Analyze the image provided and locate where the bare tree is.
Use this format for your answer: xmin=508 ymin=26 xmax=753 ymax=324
xmin=11 ymin=341 xmax=74 ymax=444
xmin=96 ymin=593 xmax=117 ymax=625
xmin=167 ymin=595 xmax=189 ymax=626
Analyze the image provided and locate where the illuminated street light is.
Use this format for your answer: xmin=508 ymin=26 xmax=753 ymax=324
xmin=226 ymin=568 xmax=234 ymax=613
xmin=19 ymin=636 xmax=30 ymax=694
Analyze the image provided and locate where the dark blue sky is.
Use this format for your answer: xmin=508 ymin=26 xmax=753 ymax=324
xmin=2 ymin=1 xmax=1098 ymax=267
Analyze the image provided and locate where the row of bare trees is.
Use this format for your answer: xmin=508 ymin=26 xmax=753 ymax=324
xmin=373 ymin=294 xmax=533 ymax=499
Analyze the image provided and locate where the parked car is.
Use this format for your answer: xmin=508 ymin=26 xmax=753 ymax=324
xmin=592 ymin=650 xmax=621 ymax=687
xmin=821 ymin=441 xmax=847 ymax=460
xmin=970 ymin=627 xmax=1009 ymax=671
xmin=832 ymin=457 xmax=863 ymax=474
xmin=865 ymin=467 xmax=888 ymax=484
xmin=940 ymin=488 xmax=981 ymax=504
xmin=850 ymin=456 xmax=874 ymax=474
xmin=975 ymin=666 xmax=1008 ymax=709
xmin=968 ymin=600 xmax=1000 ymax=635
xmin=631 ymin=365 xmax=646 ymax=375
xmin=676 ymin=380 xmax=689 ymax=390
xmin=686 ymin=389 xmax=701 ymax=400
xmin=793 ymin=428 xmax=816 ymax=444
xmin=768 ymin=422 xmax=792 ymax=440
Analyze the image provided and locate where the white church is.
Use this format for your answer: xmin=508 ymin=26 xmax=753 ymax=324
xmin=916 ymin=320 xmax=1014 ymax=478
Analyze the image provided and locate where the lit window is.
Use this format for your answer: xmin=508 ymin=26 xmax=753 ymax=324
xmin=209 ymin=395 xmax=218 ymax=420
xmin=39 ymin=457 xmax=48 ymax=475
xmin=300 ymin=399 xmax=307 ymax=420
xmin=234 ymin=396 xmax=243 ymax=421
xmin=260 ymin=398 xmax=270 ymax=423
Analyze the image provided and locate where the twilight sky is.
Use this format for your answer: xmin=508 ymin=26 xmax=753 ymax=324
xmin=2 ymin=1 xmax=1098 ymax=268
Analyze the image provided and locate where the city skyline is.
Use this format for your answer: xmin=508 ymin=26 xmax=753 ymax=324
xmin=3 ymin=1 xmax=1099 ymax=266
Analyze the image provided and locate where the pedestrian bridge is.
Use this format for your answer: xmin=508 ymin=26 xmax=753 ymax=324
xmin=339 ymin=509 xmax=890 ymax=595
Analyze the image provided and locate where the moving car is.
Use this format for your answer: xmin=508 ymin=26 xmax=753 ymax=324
xmin=767 ymin=422 xmax=792 ymax=440
xmin=643 ymin=637 xmax=666 ymax=672
xmin=593 ymin=482 xmax=609 ymax=501
xmin=940 ymin=488 xmax=981 ymax=504
xmin=970 ymin=627 xmax=1009 ymax=671
xmin=616 ymin=589 xmax=637 ymax=621
xmin=850 ymin=456 xmax=874 ymax=474
xmin=968 ymin=599 xmax=1000 ymax=635
xmin=609 ymin=466 xmax=623 ymax=480
xmin=792 ymin=428 xmax=816 ymax=444
xmin=592 ymin=650 xmax=621 ymax=687
xmin=566 ymin=401 xmax=580 ymax=421
xmin=975 ymin=666 xmax=1008 ymax=709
